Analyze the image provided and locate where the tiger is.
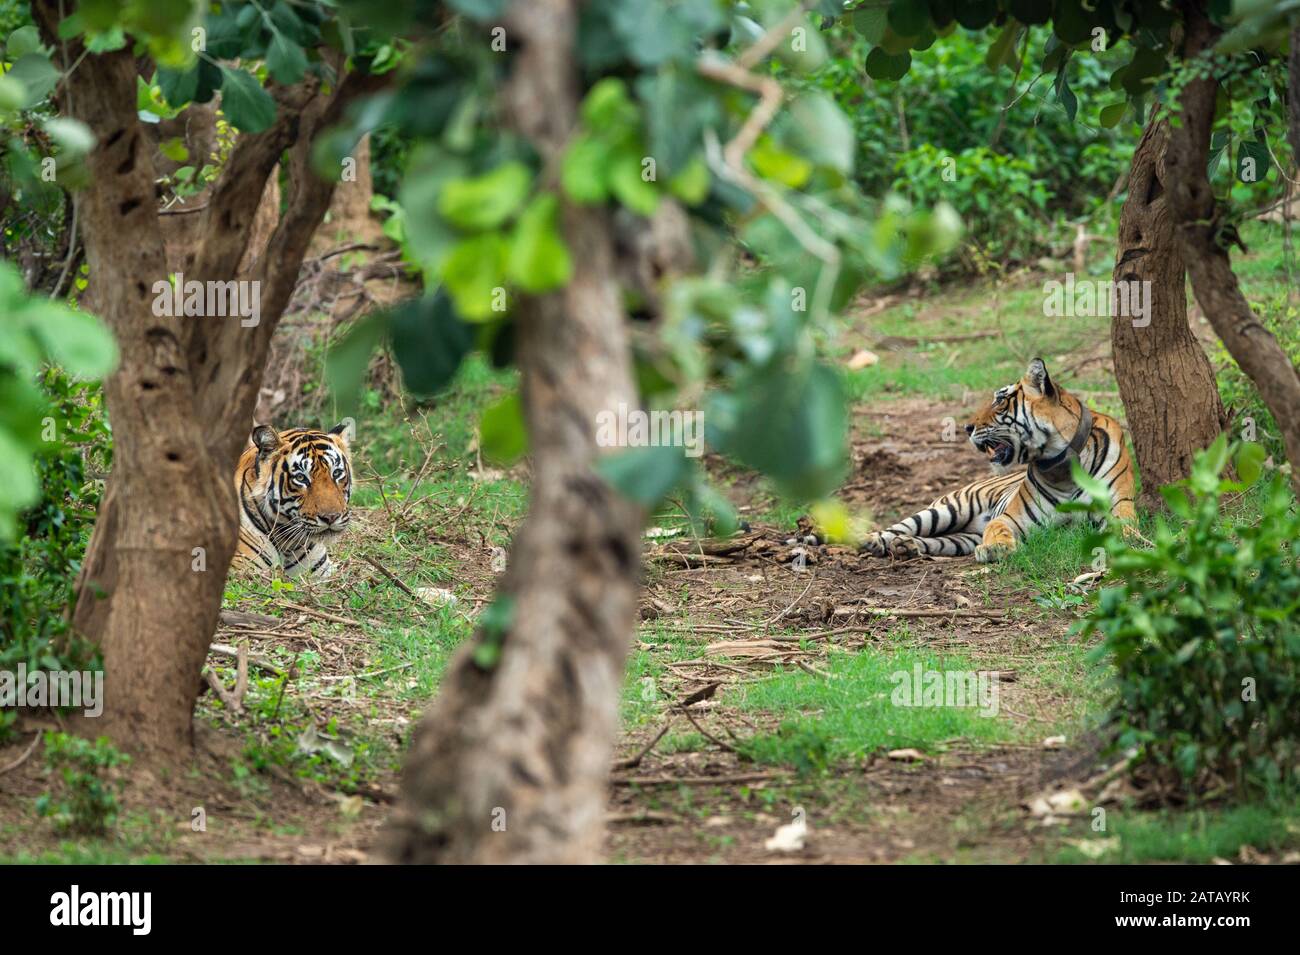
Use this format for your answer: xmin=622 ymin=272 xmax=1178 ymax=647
xmin=233 ymin=421 xmax=356 ymax=579
xmin=860 ymin=358 xmax=1136 ymax=563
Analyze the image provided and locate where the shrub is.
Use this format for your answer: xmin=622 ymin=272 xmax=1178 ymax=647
xmin=1076 ymin=437 xmax=1300 ymax=798
xmin=35 ymin=732 xmax=130 ymax=834
xmin=0 ymin=368 xmax=110 ymax=740
xmin=891 ymin=143 xmax=1051 ymax=268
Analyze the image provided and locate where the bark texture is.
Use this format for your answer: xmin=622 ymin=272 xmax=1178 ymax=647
xmin=34 ymin=0 xmax=383 ymax=759
xmin=378 ymin=0 xmax=645 ymax=864
xmin=1164 ymin=1 xmax=1300 ymax=492
xmin=1111 ymin=110 xmax=1226 ymax=505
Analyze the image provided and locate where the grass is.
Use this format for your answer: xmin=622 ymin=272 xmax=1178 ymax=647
xmin=1058 ymin=795 xmax=1300 ymax=864
xmin=16 ymin=219 xmax=1297 ymax=864
xmin=731 ymin=646 xmax=1014 ymax=771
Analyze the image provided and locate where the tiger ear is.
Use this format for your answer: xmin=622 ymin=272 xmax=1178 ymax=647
xmin=1024 ymin=358 xmax=1056 ymax=399
xmin=251 ymin=424 xmax=280 ymax=454
xmin=329 ymin=418 xmax=356 ymax=446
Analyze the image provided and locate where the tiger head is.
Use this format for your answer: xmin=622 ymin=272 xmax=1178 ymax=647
xmin=244 ymin=421 xmax=355 ymax=539
xmin=964 ymin=358 xmax=1078 ymax=474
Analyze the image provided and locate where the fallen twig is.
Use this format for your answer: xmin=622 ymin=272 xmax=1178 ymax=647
xmin=0 ymin=732 xmax=42 ymax=775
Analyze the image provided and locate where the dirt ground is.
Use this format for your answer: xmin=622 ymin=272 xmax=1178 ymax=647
xmin=0 ymin=387 xmax=1108 ymax=864
xmin=603 ymin=396 xmax=1102 ymax=863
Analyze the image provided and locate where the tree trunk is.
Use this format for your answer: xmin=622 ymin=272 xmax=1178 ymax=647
xmin=1164 ymin=1 xmax=1300 ymax=494
xmin=42 ymin=32 xmax=237 ymax=760
xmin=35 ymin=0 xmax=384 ymax=760
xmin=378 ymin=0 xmax=644 ymax=864
xmin=1111 ymin=110 xmax=1226 ymax=505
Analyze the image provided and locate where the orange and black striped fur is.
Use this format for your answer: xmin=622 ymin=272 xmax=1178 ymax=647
xmin=233 ymin=422 xmax=355 ymax=579
xmin=861 ymin=359 xmax=1135 ymax=563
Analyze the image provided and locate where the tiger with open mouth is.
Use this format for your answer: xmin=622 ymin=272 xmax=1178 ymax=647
xmin=860 ymin=358 xmax=1136 ymax=563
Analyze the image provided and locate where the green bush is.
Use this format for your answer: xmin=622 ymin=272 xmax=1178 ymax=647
xmin=891 ymin=143 xmax=1050 ymax=267
xmin=1077 ymin=437 xmax=1300 ymax=798
xmin=0 ymin=368 xmax=110 ymax=740
xmin=35 ymin=732 xmax=130 ymax=834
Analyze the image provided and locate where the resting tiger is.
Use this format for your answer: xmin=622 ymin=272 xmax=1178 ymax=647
xmin=233 ymin=422 xmax=355 ymax=579
xmin=861 ymin=358 xmax=1135 ymax=563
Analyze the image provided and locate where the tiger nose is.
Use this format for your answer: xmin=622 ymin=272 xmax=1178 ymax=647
xmin=318 ymin=511 xmax=345 ymax=525
xmin=964 ymin=424 xmax=975 ymax=436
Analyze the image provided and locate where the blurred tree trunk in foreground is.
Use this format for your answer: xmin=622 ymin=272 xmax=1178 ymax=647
xmin=379 ymin=0 xmax=644 ymax=863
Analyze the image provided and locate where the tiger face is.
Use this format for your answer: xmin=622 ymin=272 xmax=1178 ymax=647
xmin=245 ymin=422 xmax=354 ymax=541
xmin=965 ymin=358 xmax=1077 ymax=474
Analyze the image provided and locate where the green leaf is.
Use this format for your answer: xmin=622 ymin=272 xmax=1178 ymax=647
xmin=0 ymin=426 xmax=39 ymax=518
xmin=887 ymin=0 xmax=929 ymax=37
xmin=608 ymin=147 xmax=660 ymax=216
xmin=668 ymin=155 xmax=710 ymax=205
xmin=156 ymin=65 xmax=199 ymax=107
xmin=709 ymin=362 xmax=847 ymax=500
xmin=219 ymin=66 xmax=276 ymax=133
xmin=437 ymin=162 xmax=533 ymax=232
xmin=1237 ymin=140 xmax=1270 ymax=183
xmin=507 ymin=194 xmax=573 ymax=293
xmin=480 ymin=392 xmax=528 ymax=464
xmin=8 ymin=53 xmax=60 ymax=107
xmin=0 ymin=75 xmax=26 ymax=111
xmin=865 ymin=46 xmax=911 ymax=81
xmin=441 ymin=234 xmax=509 ymax=321
xmin=597 ymin=444 xmax=691 ymax=508
xmin=325 ymin=312 xmax=389 ymax=414
xmin=985 ymin=20 xmax=1020 ymax=72
xmin=6 ymin=26 xmax=43 ymax=58
xmin=28 ymin=306 xmax=117 ymax=377
xmin=785 ymin=93 xmax=855 ymax=174
xmin=1235 ymin=441 xmax=1266 ymax=487
xmin=267 ymin=29 xmax=309 ymax=85
xmin=41 ymin=118 xmax=96 ymax=157
xmin=561 ymin=134 xmax=612 ymax=204
xmin=851 ymin=7 xmax=888 ymax=44
xmin=159 ymin=136 xmax=190 ymax=162
xmin=1070 ymin=460 xmax=1113 ymax=507
xmin=387 ymin=292 xmax=475 ymax=397
xmin=750 ymin=137 xmax=812 ymax=188
xmin=1099 ymin=102 xmax=1127 ymax=128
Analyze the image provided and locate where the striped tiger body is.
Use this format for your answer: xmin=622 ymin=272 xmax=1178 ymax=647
xmin=862 ymin=359 xmax=1136 ymax=563
xmin=233 ymin=422 xmax=355 ymax=579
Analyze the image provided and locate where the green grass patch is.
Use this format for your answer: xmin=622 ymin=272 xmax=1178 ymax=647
xmin=1059 ymin=796 xmax=1300 ymax=864
xmin=732 ymin=646 xmax=1013 ymax=771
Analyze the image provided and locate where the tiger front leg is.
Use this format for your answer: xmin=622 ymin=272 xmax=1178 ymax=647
xmin=283 ymin=541 xmax=334 ymax=580
xmin=974 ymin=517 xmax=1018 ymax=564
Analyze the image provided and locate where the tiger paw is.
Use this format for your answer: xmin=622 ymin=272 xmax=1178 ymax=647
xmin=974 ymin=543 xmax=1011 ymax=564
xmin=860 ymin=533 xmax=889 ymax=557
xmin=887 ymin=536 xmax=924 ymax=559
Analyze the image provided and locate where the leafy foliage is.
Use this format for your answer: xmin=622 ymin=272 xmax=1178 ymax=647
xmin=0 ymin=262 xmax=115 ymax=540
xmin=326 ymin=0 xmax=961 ymax=518
xmin=35 ymin=732 xmax=130 ymax=835
xmin=891 ymin=143 xmax=1048 ymax=267
xmin=0 ymin=368 xmax=109 ymax=741
xmin=1077 ymin=438 xmax=1300 ymax=798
